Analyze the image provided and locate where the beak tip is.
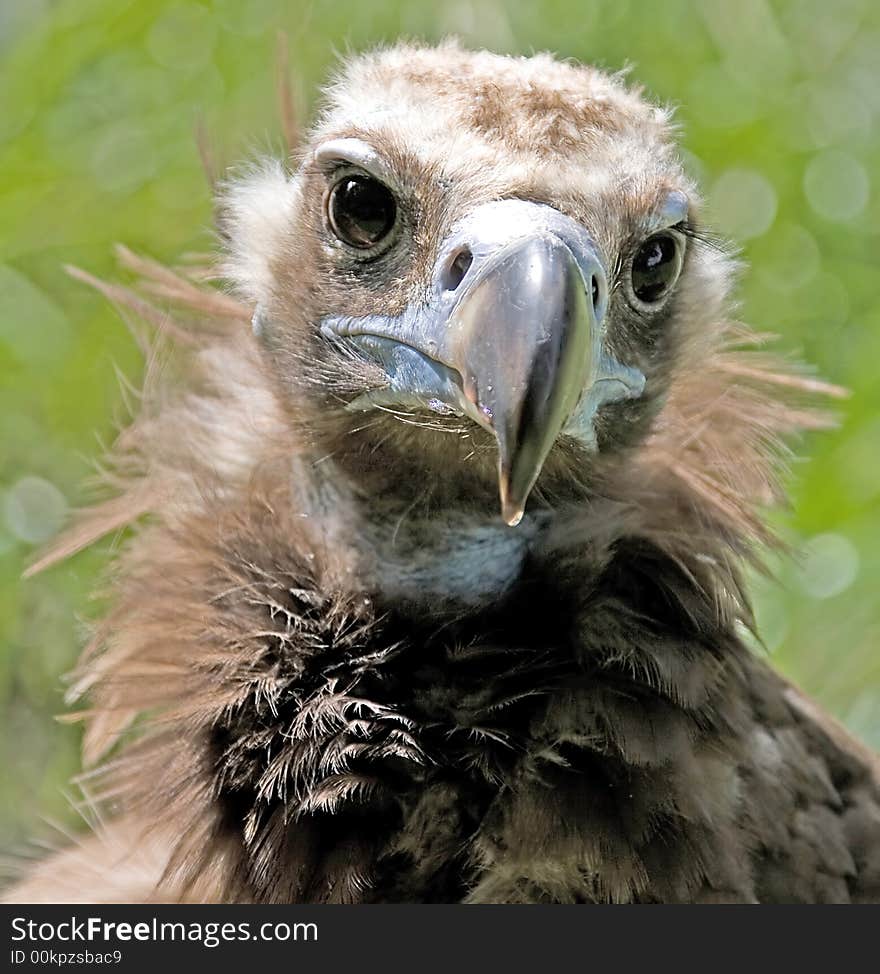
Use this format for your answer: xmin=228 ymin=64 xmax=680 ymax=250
xmin=499 ymin=476 xmax=526 ymax=527
xmin=503 ymin=505 xmax=525 ymax=528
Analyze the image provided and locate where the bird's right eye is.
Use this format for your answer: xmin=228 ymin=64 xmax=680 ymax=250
xmin=629 ymin=232 xmax=683 ymax=307
xmin=327 ymin=174 xmax=398 ymax=250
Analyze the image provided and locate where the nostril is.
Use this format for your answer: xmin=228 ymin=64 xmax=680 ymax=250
xmin=590 ymin=275 xmax=600 ymax=310
xmin=442 ymin=248 xmax=473 ymax=291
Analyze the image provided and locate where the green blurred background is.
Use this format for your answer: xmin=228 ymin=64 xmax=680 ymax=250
xmin=1 ymin=0 xmax=878 ymax=849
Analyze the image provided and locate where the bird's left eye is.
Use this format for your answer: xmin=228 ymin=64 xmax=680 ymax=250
xmin=327 ymin=175 xmax=398 ymax=250
xmin=630 ymin=232 xmax=683 ymax=307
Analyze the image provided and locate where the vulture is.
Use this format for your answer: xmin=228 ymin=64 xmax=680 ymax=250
xmin=6 ymin=42 xmax=880 ymax=905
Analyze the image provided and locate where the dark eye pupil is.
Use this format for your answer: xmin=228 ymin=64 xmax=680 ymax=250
xmin=631 ymin=233 xmax=680 ymax=304
xmin=328 ymin=175 xmax=397 ymax=248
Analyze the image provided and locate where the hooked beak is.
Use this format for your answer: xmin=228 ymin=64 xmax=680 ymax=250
xmin=319 ymin=199 xmax=644 ymax=526
xmin=441 ymin=235 xmax=593 ymax=525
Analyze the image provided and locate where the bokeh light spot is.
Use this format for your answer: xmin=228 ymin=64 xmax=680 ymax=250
xmin=3 ymin=477 xmax=68 ymax=545
xmin=798 ymin=533 xmax=860 ymax=600
xmin=804 ymin=83 xmax=872 ymax=149
xmin=803 ymin=150 xmax=870 ymax=221
xmin=710 ymin=168 xmax=778 ymax=240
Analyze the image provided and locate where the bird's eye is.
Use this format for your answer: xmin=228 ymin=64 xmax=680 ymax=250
xmin=327 ymin=175 xmax=398 ymax=250
xmin=630 ymin=233 xmax=683 ymax=306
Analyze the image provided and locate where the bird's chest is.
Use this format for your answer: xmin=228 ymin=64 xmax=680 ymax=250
xmin=213 ymin=535 xmax=579 ymax=902
xmin=333 ymin=626 xmax=573 ymax=903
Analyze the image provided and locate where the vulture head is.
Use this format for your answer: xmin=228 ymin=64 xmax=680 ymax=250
xmin=226 ymin=45 xmax=714 ymax=531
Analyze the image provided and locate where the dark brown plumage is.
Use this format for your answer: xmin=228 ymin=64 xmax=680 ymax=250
xmin=5 ymin=42 xmax=879 ymax=904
